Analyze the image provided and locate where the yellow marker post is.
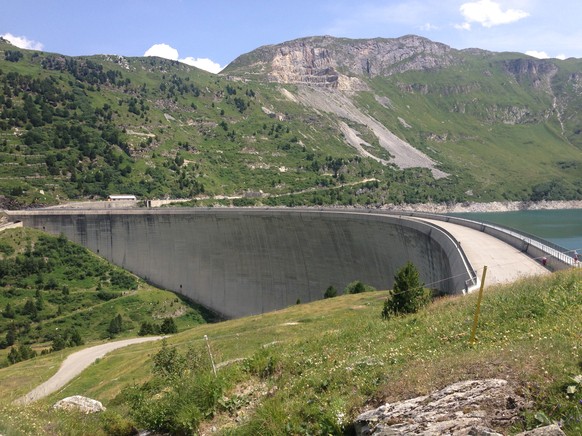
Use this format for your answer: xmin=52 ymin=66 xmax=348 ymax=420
xmin=469 ymin=266 xmax=488 ymax=345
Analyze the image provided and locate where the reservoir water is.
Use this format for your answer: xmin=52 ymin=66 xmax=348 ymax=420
xmin=448 ymin=209 xmax=582 ymax=253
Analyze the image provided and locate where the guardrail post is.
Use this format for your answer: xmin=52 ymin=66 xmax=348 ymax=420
xmin=470 ymin=266 xmax=488 ymax=345
xmin=204 ymin=335 xmax=217 ymax=377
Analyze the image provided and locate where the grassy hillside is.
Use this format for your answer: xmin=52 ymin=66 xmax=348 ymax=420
xmin=0 ymin=268 xmax=580 ymax=434
xmin=360 ymin=54 xmax=582 ymax=201
xmin=2 ymin=38 xmax=582 ymax=209
xmin=0 ymin=41 xmax=404 ymax=208
xmin=0 ymin=228 xmax=211 ymax=366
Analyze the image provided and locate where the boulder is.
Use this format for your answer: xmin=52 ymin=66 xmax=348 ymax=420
xmin=53 ymin=395 xmax=106 ymax=414
xmin=354 ymin=379 xmax=529 ymax=435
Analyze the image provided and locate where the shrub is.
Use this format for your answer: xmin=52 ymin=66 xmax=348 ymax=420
xmin=122 ymin=341 xmax=224 ymax=435
xmin=324 ymin=285 xmax=337 ymax=298
xmin=160 ymin=317 xmax=178 ymax=334
xmin=97 ymin=289 xmax=120 ymax=301
xmin=138 ymin=321 xmax=159 ymax=336
xmin=109 ymin=270 xmax=137 ymax=290
xmin=382 ymin=261 xmax=431 ymax=319
xmin=100 ymin=411 xmax=137 ymax=436
xmin=243 ymin=347 xmax=279 ymax=379
xmin=0 ymin=241 xmax=14 ymax=256
xmin=344 ymin=280 xmax=376 ymax=294
xmin=107 ymin=314 xmax=123 ymax=338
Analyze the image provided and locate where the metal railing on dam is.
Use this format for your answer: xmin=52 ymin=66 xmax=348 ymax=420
xmin=384 ymin=211 xmax=575 ymax=270
xmin=3 ymin=208 xmax=479 ymax=318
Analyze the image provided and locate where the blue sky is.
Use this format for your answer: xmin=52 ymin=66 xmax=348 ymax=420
xmin=2 ymin=0 xmax=581 ymax=73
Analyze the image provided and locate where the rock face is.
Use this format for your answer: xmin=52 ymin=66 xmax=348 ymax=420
xmin=53 ymin=395 xmax=106 ymax=414
xmin=354 ymin=379 xmax=529 ymax=435
xmin=224 ymin=35 xmax=459 ymax=89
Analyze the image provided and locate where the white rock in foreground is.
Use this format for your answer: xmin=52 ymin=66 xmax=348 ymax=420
xmin=53 ymin=395 xmax=106 ymax=414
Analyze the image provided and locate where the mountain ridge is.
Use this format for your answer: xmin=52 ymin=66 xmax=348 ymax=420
xmin=1 ymin=34 xmax=581 ymax=208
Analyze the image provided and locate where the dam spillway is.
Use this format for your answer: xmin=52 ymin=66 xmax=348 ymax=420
xmin=5 ymin=208 xmax=475 ymax=318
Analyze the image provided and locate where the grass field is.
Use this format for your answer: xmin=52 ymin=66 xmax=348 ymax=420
xmin=0 ymin=268 xmax=580 ymax=435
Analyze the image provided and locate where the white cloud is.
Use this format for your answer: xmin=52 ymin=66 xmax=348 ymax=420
xmin=1 ymin=33 xmax=44 ymax=50
xmin=144 ymin=43 xmax=179 ymax=60
xmin=419 ymin=23 xmax=439 ymax=31
xmin=455 ymin=22 xmax=472 ymax=31
xmin=459 ymin=0 xmax=529 ymax=28
xmin=526 ymin=50 xmax=568 ymax=60
xmin=180 ymin=57 xmax=223 ymax=74
xmin=525 ymin=50 xmax=549 ymax=59
xmin=144 ymin=43 xmax=222 ymax=73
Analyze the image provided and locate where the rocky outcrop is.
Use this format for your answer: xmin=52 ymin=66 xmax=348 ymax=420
xmin=53 ymin=395 xmax=106 ymax=414
xmin=354 ymin=379 xmax=530 ymax=435
xmin=502 ymin=59 xmax=558 ymax=92
xmin=225 ymin=35 xmax=460 ymax=89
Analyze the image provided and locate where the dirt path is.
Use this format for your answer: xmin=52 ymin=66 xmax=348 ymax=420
xmin=14 ymin=336 xmax=164 ymax=404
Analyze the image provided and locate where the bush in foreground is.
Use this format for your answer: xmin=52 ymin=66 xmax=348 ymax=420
xmin=120 ymin=340 xmax=225 ymax=435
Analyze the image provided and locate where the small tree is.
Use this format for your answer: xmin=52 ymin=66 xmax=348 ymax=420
xmin=139 ymin=321 xmax=156 ymax=336
xmin=344 ymin=280 xmax=376 ymax=294
xmin=18 ymin=344 xmax=36 ymax=360
xmin=68 ymin=329 xmax=84 ymax=347
xmin=3 ymin=303 xmax=15 ymax=319
xmin=51 ymin=334 xmax=66 ymax=352
xmin=7 ymin=346 xmax=21 ymax=364
xmin=108 ymin=314 xmax=123 ymax=338
xmin=35 ymin=289 xmax=44 ymax=310
xmin=323 ymin=285 xmax=337 ymax=299
xmin=382 ymin=262 xmax=431 ymax=319
xmin=22 ymin=300 xmax=38 ymax=320
xmin=5 ymin=324 xmax=17 ymax=347
xmin=160 ymin=317 xmax=178 ymax=334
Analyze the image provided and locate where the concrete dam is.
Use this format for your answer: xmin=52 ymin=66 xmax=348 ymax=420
xmin=5 ymin=208 xmax=476 ymax=319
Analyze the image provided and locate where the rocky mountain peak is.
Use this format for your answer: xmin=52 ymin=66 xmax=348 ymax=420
xmin=224 ymin=35 xmax=460 ymax=88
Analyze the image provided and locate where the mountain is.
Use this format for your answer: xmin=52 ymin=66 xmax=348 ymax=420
xmin=224 ymin=35 xmax=463 ymax=83
xmin=1 ymin=35 xmax=582 ymax=208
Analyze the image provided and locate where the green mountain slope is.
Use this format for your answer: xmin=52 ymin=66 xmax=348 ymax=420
xmin=1 ymin=35 xmax=582 ymax=208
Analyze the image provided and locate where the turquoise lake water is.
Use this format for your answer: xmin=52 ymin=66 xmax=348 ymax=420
xmin=448 ymin=209 xmax=582 ymax=252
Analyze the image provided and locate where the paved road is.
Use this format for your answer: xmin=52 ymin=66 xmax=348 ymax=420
xmin=418 ymin=218 xmax=549 ymax=287
xmin=14 ymin=336 xmax=164 ymax=404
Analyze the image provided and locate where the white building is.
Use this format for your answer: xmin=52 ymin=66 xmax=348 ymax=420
xmin=108 ymin=195 xmax=137 ymax=201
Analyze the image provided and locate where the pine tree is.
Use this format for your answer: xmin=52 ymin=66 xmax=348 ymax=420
xmin=69 ymin=329 xmax=84 ymax=346
xmin=5 ymin=323 xmax=17 ymax=346
xmin=107 ymin=314 xmax=123 ymax=337
xmin=52 ymin=334 xmax=66 ymax=351
xmin=8 ymin=346 xmax=21 ymax=364
xmin=324 ymin=285 xmax=337 ymax=299
xmin=2 ymin=303 xmax=15 ymax=319
xmin=160 ymin=317 xmax=178 ymax=334
xmin=382 ymin=262 xmax=431 ymax=319
xmin=35 ymin=289 xmax=44 ymax=311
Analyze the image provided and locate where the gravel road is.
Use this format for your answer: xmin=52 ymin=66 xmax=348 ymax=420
xmin=14 ymin=336 xmax=164 ymax=404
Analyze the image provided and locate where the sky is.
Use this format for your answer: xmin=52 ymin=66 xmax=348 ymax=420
xmin=1 ymin=0 xmax=582 ymax=74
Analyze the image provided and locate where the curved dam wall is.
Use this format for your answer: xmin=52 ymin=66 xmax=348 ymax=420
xmin=6 ymin=209 xmax=473 ymax=319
